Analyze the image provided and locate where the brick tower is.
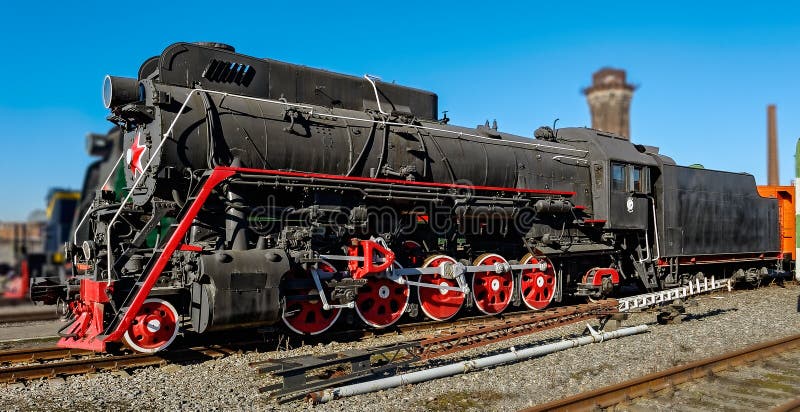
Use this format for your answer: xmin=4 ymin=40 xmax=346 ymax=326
xmin=583 ymin=68 xmax=636 ymax=140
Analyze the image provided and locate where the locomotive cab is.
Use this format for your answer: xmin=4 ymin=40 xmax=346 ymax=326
xmin=607 ymin=162 xmax=651 ymax=229
xmin=558 ymin=128 xmax=662 ymax=294
xmin=564 ymin=128 xmax=659 ymax=230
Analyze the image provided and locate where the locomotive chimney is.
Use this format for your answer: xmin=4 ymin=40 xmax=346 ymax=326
xmin=767 ymin=104 xmax=779 ymax=185
xmin=583 ymin=68 xmax=636 ymax=140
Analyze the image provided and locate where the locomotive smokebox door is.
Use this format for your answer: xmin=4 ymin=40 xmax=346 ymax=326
xmin=608 ymin=162 xmax=650 ymax=229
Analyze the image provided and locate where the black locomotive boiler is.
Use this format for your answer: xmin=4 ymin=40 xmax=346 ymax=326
xmin=59 ymin=42 xmax=788 ymax=352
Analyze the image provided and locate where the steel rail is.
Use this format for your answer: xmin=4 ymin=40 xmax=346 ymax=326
xmin=0 ymin=346 xmax=93 ymax=366
xmin=0 ymin=345 xmax=237 ymax=384
xmin=416 ymin=301 xmax=618 ymax=359
xmin=523 ymin=333 xmax=800 ymax=412
xmin=0 ymin=309 xmax=59 ymax=323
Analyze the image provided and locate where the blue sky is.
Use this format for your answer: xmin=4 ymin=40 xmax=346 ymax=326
xmin=1 ymin=1 xmax=798 ymax=220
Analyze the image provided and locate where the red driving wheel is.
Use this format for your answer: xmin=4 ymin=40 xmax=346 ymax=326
xmin=417 ymin=255 xmax=465 ymax=321
xmin=518 ymin=253 xmax=556 ymax=310
xmin=123 ymin=298 xmax=180 ymax=353
xmin=281 ymin=261 xmax=341 ymax=335
xmin=471 ymin=253 xmax=513 ymax=315
xmin=355 ymin=263 xmax=409 ymax=328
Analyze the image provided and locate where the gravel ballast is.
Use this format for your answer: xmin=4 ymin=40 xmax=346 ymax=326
xmin=1 ymin=283 xmax=798 ymax=411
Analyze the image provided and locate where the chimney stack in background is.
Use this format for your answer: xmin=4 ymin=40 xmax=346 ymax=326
xmin=583 ymin=68 xmax=636 ymax=140
xmin=767 ymin=104 xmax=779 ymax=185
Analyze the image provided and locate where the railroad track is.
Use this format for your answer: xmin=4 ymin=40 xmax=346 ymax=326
xmin=253 ymin=300 xmax=619 ymax=402
xmin=254 ymin=277 xmax=742 ymax=402
xmin=0 ymin=345 xmax=239 ymax=384
xmin=415 ymin=301 xmax=618 ymax=359
xmin=0 ymin=346 xmax=93 ymax=366
xmin=525 ymin=333 xmax=800 ymax=411
xmin=0 ymin=302 xmax=608 ymax=386
xmin=371 ymin=303 xmax=610 ymax=339
xmin=0 ymin=278 xmax=738 ymax=389
xmin=0 ymin=305 xmax=59 ymax=323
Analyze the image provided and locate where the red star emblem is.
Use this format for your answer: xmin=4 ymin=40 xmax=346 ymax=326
xmin=127 ymin=132 xmax=147 ymax=176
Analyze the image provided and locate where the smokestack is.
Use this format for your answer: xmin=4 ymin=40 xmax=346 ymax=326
xmin=768 ymin=104 xmax=779 ymax=185
xmin=583 ymin=68 xmax=636 ymax=140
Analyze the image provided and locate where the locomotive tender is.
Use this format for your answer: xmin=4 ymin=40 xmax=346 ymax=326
xmin=59 ymin=42 xmax=789 ymax=352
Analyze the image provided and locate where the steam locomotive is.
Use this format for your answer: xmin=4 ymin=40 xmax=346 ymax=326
xmin=58 ymin=42 xmax=792 ymax=353
xmin=2 ymin=189 xmax=78 ymax=305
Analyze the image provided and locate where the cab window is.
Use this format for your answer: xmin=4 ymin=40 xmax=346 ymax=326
xmin=631 ymin=166 xmax=642 ymax=192
xmin=611 ymin=163 xmax=625 ymax=191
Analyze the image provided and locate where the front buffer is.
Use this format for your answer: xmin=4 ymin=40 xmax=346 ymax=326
xmin=58 ymin=279 xmax=113 ymax=352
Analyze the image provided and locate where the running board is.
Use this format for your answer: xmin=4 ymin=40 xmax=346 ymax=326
xmin=617 ymin=276 xmax=731 ymax=312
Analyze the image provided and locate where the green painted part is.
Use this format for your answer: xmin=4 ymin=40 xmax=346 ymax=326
xmin=146 ymin=217 xmax=176 ymax=248
xmin=796 ymin=138 xmax=800 ymax=181
xmin=688 ymin=164 xmax=705 ymax=169
xmin=796 ymin=214 xmax=800 ymax=243
xmin=796 ymin=138 xmax=800 ymax=255
xmin=113 ymin=163 xmax=127 ymax=201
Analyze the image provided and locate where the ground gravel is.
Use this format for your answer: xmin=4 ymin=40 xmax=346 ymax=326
xmin=1 ymin=282 xmax=798 ymax=411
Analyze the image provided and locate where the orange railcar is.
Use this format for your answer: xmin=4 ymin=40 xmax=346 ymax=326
xmin=756 ymin=185 xmax=795 ymax=259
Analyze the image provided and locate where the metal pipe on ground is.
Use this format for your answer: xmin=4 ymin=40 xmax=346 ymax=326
xmin=310 ymin=324 xmax=649 ymax=404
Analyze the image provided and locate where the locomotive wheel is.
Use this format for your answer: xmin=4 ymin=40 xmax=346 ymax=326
xmin=518 ymin=253 xmax=556 ymax=310
xmin=417 ymin=255 xmax=465 ymax=321
xmin=122 ymin=298 xmax=179 ymax=353
xmin=582 ymin=269 xmax=614 ymax=303
xmin=355 ymin=264 xmax=410 ymax=328
xmin=471 ymin=253 xmax=514 ymax=315
xmin=281 ymin=261 xmax=342 ymax=335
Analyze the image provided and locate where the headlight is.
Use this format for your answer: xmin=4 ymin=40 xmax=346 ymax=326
xmin=103 ymin=75 xmax=139 ymax=109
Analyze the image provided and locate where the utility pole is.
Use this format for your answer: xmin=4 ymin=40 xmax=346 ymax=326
xmin=768 ymin=105 xmax=779 ymax=185
xmin=795 ymin=137 xmax=800 ymax=281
